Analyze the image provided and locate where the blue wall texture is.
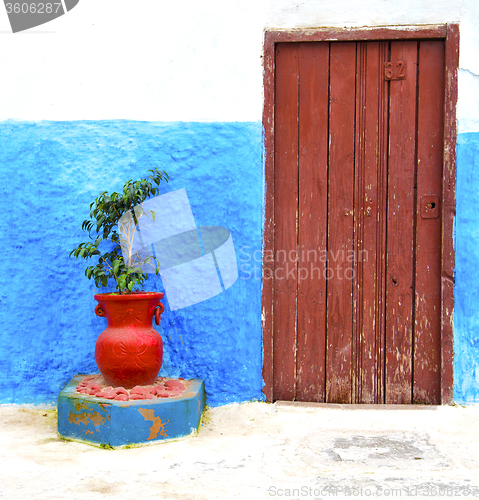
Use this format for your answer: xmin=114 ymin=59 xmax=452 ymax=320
xmin=0 ymin=121 xmax=264 ymax=406
xmin=1 ymin=121 xmax=479 ymax=405
xmin=454 ymin=132 xmax=479 ymax=403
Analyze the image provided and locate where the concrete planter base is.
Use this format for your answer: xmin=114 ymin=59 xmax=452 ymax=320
xmin=58 ymin=375 xmax=205 ymax=448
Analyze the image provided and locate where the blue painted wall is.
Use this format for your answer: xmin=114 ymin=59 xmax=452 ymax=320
xmin=1 ymin=121 xmax=479 ymax=404
xmin=0 ymin=120 xmax=264 ymax=406
xmin=454 ymin=132 xmax=479 ymax=403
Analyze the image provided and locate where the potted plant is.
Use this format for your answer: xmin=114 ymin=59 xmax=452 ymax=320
xmin=70 ymin=167 xmax=169 ymax=389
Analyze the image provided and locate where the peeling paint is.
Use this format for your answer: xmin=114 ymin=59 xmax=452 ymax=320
xmin=68 ymin=410 xmax=106 ymax=427
xmin=138 ymin=408 xmax=169 ymax=440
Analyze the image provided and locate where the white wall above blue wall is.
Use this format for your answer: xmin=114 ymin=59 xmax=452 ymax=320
xmin=0 ymin=0 xmax=478 ymax=130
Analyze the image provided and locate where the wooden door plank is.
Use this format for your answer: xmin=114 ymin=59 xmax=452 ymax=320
xmin=326 ymin=42 xmax=356 ymax=404
xmin=261 ymin=31 xmax=276 ymax=403
xmin=374 ymin=42 xmax=390 ymax=405
xmin=414 ymin=41 xmax=444 ymax=404
xmin=273 ymin=43 xmax=299 ymax=401
xmin=353 ymin=42 xmax=388 ymax=403
xmin=441 ymin=23 xmax=459 ymax=404
xmin=385 ymin=41 xmax=418 ymax=404
xmin=296 ymin=43 xmax=329 ymax=402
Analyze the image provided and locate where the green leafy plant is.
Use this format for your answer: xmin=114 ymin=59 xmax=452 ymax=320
xmin=70 ymin=167 xmax=169 ymax=294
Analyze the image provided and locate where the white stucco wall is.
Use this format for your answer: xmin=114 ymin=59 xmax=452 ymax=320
xmin=0 ymin=0 xmax=478 ymax=130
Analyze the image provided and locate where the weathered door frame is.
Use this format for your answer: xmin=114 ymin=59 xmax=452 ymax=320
xmin=262 ymin=24 xmax=459 ymax=404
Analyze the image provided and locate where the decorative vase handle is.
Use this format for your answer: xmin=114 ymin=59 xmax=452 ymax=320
xmin=154 ymin=303 xmax=165 ymax=325
xmin=95 ymin=304 xmax=106 ymax=317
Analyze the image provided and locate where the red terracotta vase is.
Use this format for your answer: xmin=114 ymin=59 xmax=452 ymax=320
xmin=94 ymin=292 xmax=165 ymax=388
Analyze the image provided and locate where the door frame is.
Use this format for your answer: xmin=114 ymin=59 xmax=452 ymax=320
xmin=262 ymin=24 xmax=459 ymax=404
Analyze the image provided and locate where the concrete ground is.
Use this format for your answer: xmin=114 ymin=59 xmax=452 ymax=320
xmin=1 ymin=401 xmax=479 ymax=500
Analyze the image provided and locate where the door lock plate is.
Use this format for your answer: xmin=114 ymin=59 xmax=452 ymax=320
xmin=420 ymin=194 xmax=440 ymax=219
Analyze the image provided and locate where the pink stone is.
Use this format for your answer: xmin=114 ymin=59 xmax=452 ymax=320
xmin=88 ymin=384 xmax=103 ymax=391
xmin=95 ymin=386 xmax=114 ymax=398
xmin=114 ymin=387 xmax=129 ymax=396
xmin=101 ymin=387 xmax=128 ymax=399
xmin=165 ymin=380 xmax=184 ymax=391
xmin=114 ymin=394 xmax=129 ymax=401
xmin=129 ymin=394 xmax=147 ymax=400
xmin=102 ymin=391 xmax=117 ymax=400
xmin=76 ymin=375 xmax=187 ymax=400
xmin=130 ymin=386 xmax=148 ymax=395
xmin=156 ymin=391 xmax=170 ymax=398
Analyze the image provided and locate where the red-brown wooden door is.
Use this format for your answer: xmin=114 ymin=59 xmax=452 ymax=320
xmin=272 ymin=40 xmax=445 ymax=404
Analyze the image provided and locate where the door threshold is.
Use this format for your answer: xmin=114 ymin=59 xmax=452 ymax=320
xmin=275 ymin=401 xmax=439 ymax=410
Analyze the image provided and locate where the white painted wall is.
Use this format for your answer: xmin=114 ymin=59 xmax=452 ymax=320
xmin=0 ymin=0 xmax=478 ymax=131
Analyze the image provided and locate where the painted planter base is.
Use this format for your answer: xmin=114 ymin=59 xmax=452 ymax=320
xmin=58 ymin=375 xmax=205 ymax=448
